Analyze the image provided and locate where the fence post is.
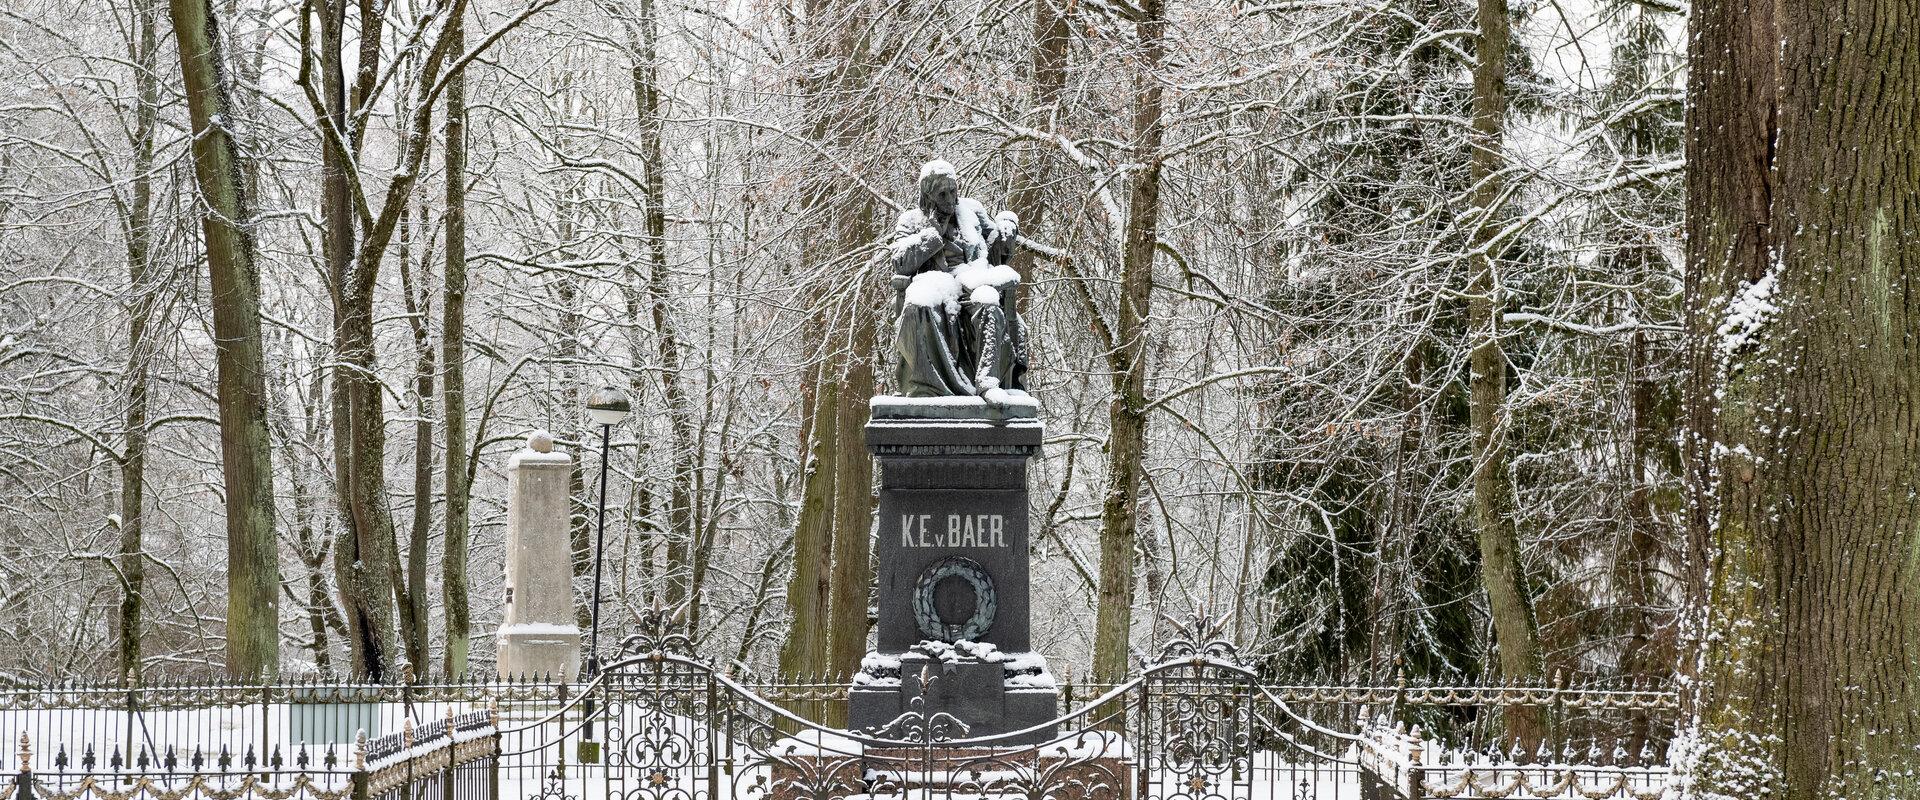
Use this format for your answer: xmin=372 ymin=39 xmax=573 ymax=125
xmin=487 ymin=700 xmax=501 ymax=800
xmin=16 ymin=732 xmax=33 ymax=800
xmin=444 ymin=707 xmax=457 ymax=800
xmin=259 ymin=675 xmax=272 ymax=774
xmin=351 ymin=730 xmax=369 ymax=800
xmin=1407 ymin=725 xmax=1426 ymax=800
xmin=1133 ymin=675 xmax=1149 ymax=800
xmin=554 ymin=677 xmax=569 ymax=781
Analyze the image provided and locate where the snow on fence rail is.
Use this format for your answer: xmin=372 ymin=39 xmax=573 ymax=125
xmin=1357 ymin=717 xmax=1674 ymax=800
xmin=3 ymin=706 xmax=499 ymax=800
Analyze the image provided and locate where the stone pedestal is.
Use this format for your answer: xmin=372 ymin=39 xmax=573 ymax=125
xmin=848 ymin=395 xmax=1060 ymax=744
xmin=767 ymin=739 xmax=1131 ymax=800
xmin=496 ymin=432 xmax=582 ymax=679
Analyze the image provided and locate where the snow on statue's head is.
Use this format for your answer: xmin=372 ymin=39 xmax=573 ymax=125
xmin=917 ymin=160 xmax=960 ymax=219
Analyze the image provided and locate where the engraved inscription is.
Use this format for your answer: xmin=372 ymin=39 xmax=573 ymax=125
xmin=899 ymin=513 xmax=1008 ymax=548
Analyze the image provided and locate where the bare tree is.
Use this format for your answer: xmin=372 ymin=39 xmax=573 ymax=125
xmin=165 ymin=0 xmax=280 ymax=678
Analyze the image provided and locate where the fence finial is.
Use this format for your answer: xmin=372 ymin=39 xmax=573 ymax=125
xmin=17 ymin=731 xmax=29 ymax=772
xmin=354 ymin=730 xmax=367 ymax=771
xmin=489 ymin=697 xmax=501 ymax=728
xmin=403 ymin=715 xmax=415 ymax=748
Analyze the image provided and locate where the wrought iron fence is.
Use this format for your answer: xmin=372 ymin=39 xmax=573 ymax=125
xmin=1356 ymin=717 xmax=1671 ymax=800
xmin=482 ymin=634 xmax=1367 ymax=800
xmin=1 ymin=639 xmax=1678 ymax=800
xmin=5 ymin=705 xmax=498 ymax=800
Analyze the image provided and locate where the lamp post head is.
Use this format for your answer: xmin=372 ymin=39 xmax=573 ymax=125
xmin=586 ymin=385 xmax=633 ymax=426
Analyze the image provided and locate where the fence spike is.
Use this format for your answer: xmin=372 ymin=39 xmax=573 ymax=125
xmin=270 ymin=744 xmax=283 ymax=770
xmin=163 ymin=746 xmax=176 ymax=771
xmin=52 ymin=743 xmax=66 ymax=772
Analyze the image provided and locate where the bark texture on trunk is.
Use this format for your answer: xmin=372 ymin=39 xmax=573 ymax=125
xmin=778 ymin=0 xmax=882 ymax=686
xmin=1090 ymin=0 xmax=1167 ymax=685
xmin=440 ymin=8 xmax=472 ymax=679
xmin=825 ymin=282 xmax=879 ymax=699
xmin=166 ymin=0 xmax=280 ymax=678
xmin=1465 ymin=0 xmax=1543 ymax=749
xmin=1684 ymin=0 xmax=1920 ymax=795
xmin=1004 ymin=0 xmax=1070 ymax=286
xmin=779 ymin=359 xmax=838 ymax=681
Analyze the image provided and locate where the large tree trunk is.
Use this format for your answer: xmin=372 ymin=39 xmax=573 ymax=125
xmin=825 ymin=283 xmax=879 ymax=695
xmin=316 ymin=0 xmax=395 ymax=681
xmin=318 ymin=0 xmax=385 ymax=679
xmin=778 ymin=0 xmax=879 ymax=686
xmin=1089 ymin=0 xmax=1168 ymax=685
xmin=1682 ymin=0 xmax=1920 ymax=795
xmin=779 ymin=357 xmax=838 ymax=682
xmin=1004 ymin=0 xmax=1070 ymax=285
xmin=440 ymin=7 xmax=472 ymax=679
xmin=166 ymin=0 xmax=280 ymax=678
xmin=317 ymin=0 xmax=464 ymax=681
xmin=116 ymin=0 xmax=162 ymax=682
xmin=1464 ymin=0 xmax=1544 ymax=749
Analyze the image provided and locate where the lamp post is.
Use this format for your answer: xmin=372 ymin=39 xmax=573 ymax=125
xmin=584 ymin=385 xmax=632 ymax=678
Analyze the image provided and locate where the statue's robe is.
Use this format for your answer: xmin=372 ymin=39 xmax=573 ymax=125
xmin=888 ymin=201 xmax=1029 ymax=398
xmin=956 ymin=267 xmax=1027 ymax=394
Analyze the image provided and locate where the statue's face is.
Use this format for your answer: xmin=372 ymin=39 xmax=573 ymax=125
xmin=925 ymin=177 xmax=959 ymax=217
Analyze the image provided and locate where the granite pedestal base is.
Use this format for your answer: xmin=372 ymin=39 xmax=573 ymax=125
xmin=848 ymin=655 xmax=1059 ymax=744
xmin=767 ymin=742 xmax=1131 ymax=800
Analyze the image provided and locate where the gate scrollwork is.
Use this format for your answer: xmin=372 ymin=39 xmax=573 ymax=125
xmin=506 ymin=645 xmax=1363 ymax=800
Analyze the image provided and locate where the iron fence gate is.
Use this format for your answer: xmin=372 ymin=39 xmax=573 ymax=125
xmin=490 ymin=632 xmax=1364 ymax=800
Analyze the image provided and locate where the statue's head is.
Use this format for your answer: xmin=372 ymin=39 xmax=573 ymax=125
xmin=918 ymin=160 xmax=960 ymax=218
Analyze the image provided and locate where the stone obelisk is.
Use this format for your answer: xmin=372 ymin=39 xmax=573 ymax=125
xmin=496 ymin=430 xmax=582 ymax=678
